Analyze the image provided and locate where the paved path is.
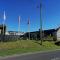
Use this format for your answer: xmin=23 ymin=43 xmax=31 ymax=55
xmin=0 ymin=50 xmax=60 ymax=60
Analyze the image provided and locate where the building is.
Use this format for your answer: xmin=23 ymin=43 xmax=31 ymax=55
xmin=0 ymin=24 xmax=6 ymax=41
xmin=0 ymin=24 xmax=6 ymax=35
xmin=56 ymin=27 xmax=60 ymax=41
xmin=5 ymin=31 xmax=25 ymax=35
xmin=23 ymin=28 xmax=60 ymax=41
xmin=5 ymin=31 xmax=25 ymax=41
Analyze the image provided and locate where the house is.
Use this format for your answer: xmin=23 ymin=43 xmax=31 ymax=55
xmin=0 ymin=24 xmax=6 ymax=35
xmin=0 ymin=24 xmax=6 ymax=41
xmin=23 ymin=28 xmax=58 ymax=41
xmin=56 ymin=27 xmax=60 ymax=41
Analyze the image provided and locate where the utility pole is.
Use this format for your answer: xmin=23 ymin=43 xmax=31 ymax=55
xmin=40 ymin=0 xmax=43 ymax=45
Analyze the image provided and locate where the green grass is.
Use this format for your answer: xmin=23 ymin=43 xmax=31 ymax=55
xmin=0 ymin=40 xmax=60 ymax=56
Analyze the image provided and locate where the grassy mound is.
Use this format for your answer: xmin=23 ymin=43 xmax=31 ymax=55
xmin=0 ymin=40 xmax=60 ymax=56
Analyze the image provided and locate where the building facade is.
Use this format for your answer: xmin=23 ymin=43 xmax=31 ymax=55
xmin=56 ymin=27 xmax=60 ymax=41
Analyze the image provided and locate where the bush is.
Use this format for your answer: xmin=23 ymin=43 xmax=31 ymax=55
xmin=55 ymin=41 xmax=60 ymax=46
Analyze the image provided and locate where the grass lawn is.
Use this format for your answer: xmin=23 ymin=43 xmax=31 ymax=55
xmin=0 ymin=40 xmax=60 ymax=56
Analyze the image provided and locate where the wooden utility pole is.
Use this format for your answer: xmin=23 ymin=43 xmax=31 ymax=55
xmin=40 ymin=0 xmax=43 ymax=45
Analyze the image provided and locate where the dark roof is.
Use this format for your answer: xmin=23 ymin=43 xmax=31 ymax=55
xmin=56 ymin=27 xmax=60 ymax=31
xmin=44 ymin=29 xmax=56 ymax=32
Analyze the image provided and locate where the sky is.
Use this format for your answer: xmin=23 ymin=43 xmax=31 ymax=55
xmin=0 ymin=0 xmax=60 ymax=32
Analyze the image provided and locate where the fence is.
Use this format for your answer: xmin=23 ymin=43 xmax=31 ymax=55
xmin=0 ymin=35 xmax=20 ymax=42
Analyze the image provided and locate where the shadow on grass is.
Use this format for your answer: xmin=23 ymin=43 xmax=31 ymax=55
xmin=55 ymin=41 xmax=60 ymax=46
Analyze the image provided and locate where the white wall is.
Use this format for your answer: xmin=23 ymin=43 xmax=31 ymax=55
xmin=5 ymin=31 xmax=25 ymax=35
xmin=57 ymin=28 xmax=60 ymax=41
xmin=5 ymin=32 xmax=10 ymax=35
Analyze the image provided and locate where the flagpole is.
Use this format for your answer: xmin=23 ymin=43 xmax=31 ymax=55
xmin=18 ymin=16 xmax=20 ymax=40
xmin=18 ymin=16 xmax=20 ymax=34
xmin=28 ymin=17 xmax=30 ymax=40
xmin=2 ymin=21 xmax=4 ymax=42
xmin=3 ymin=11 xmax=6 ymax=35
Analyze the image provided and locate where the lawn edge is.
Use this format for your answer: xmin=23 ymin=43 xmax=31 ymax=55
xmin=0 ymin=49 xmax=60 ymax=59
